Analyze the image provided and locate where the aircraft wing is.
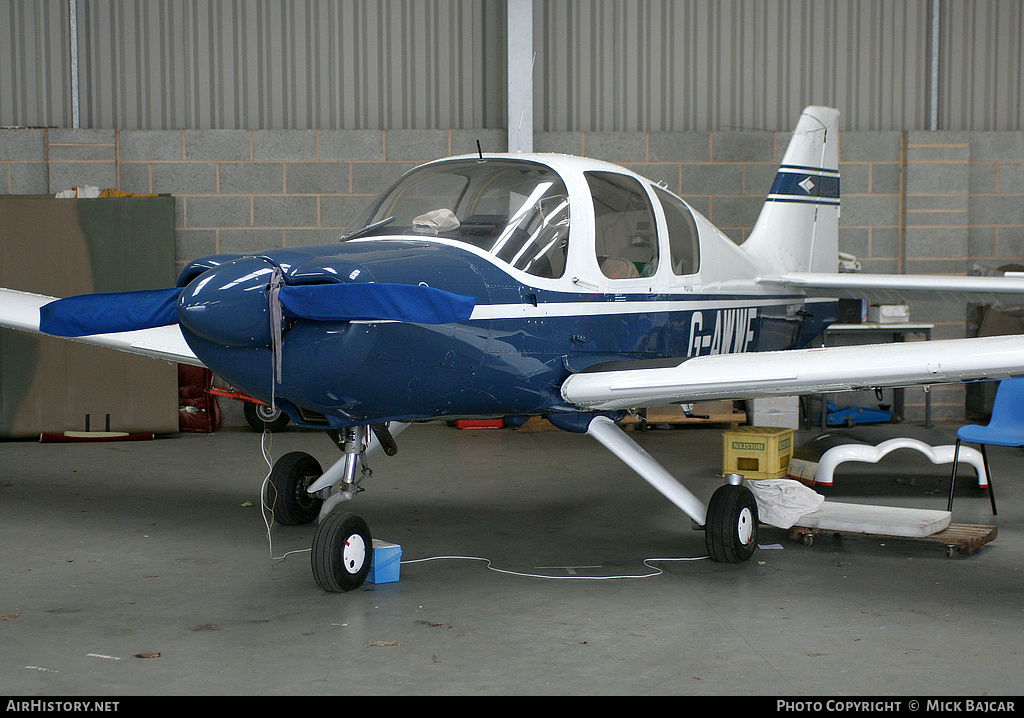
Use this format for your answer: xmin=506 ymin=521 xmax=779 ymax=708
xmin=0 ymin=288 xmax=204 ymax=367
xmin=561 ymin=334 xmax=1024 ymax=411
xmin=757 ymin=272 xmax=1024 ymax=305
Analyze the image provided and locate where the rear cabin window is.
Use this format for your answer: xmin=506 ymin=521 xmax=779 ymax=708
xmin=653 ymin=186 xmax=700 ymax=276
xmin=585 ymin=172 xmax=659 ymax=279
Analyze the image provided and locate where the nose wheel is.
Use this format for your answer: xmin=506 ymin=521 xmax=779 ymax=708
xmin=705 ymin=483 xmax=760 ymax=563
xmin=263 ymin=451 xmax=324 ymax=526
xmin=311 ymin=511 xmax=373 ymax=592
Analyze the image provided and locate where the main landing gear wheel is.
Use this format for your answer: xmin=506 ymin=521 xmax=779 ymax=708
xmin=264 ymin=451 xmax=324 ymax=526
xmin=705 ymin=483 xmax=760 ymax=563
xmin=244 ymin=401 xmax=290 ymax=432
xmin=311 ymin=511 xmax=373 ymax=592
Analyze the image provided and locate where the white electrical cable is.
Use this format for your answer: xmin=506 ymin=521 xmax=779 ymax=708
xmin=399 ymin=554 xmax=708 ymax=581
xmin=259 ymin=429 xmax=312 ymax=561
xmin=258 ymin=431 xmax=710 ymax=578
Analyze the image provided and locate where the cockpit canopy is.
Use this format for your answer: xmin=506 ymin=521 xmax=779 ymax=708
xmin=350 ymin=159 xmax=570 ymax=279
xmin=348 ymin=157 xmax=700 ymax=282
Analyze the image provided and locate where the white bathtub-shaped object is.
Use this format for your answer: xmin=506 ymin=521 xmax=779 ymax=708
xmin=813 ymin=437 xmax=987 ymax=487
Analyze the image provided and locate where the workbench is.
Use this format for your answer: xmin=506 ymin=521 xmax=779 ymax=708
xmin=810 ymin=323 xmax=935 ymax=430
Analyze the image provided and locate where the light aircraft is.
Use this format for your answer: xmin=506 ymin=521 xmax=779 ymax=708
xmin=4 ymin=106 xmax=1024 ymax=592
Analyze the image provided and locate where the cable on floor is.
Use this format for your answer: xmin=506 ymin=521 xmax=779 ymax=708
xmin=400 ymin=554 xmax=708 ymax=581
xmin=258 ymin=430 xmax=712 ymax=578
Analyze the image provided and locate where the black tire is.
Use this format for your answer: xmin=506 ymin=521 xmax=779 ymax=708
xmin=311 ymin=512 xmax=372 ymax=592
xmin=264 ymin=451 xmax=323 ymax=526
xmin=244 ymin=401 xmax=290 ymax=432
xmin=705 ymin=483 xmax=759 ymax=563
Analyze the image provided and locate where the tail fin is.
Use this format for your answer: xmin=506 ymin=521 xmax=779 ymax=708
xmin=742 ymin=106 xmax=841 ymax=274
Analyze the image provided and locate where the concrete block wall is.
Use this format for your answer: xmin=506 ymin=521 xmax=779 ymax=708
xmin=0 ymin=127 xmax=508 ymax=266
xmin=3 ymin=126 xmax=1023 ymax=422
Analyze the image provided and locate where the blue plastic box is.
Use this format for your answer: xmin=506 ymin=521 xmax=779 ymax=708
xmin=366 ymin=540 xmax=402 ymax=584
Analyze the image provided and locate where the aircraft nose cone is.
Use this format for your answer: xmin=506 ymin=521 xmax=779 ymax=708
xmin=178 ymin=256 xmax=277 ymax=347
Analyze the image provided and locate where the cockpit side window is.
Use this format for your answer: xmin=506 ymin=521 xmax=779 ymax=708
xmin=585 ymin=172 xmax=658 ymax=279
xmin=350 ymin=160 xmax=569 ymax=279
xmin=653 ymin=187 xmax=701 ymax=276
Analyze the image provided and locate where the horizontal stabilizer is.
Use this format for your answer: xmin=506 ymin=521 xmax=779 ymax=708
xmin=758 ymin=272 xmax=1024 ymax=303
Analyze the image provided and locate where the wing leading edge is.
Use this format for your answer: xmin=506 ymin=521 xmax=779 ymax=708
xmin=758 ymin=272 xmax=1024 ymax=304
xmin=560 ymin=334 xmax=1024 ymax=411
xmin=0 ymin=288 xmax=203 ymax=367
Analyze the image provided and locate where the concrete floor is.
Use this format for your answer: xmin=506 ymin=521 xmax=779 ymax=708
xmin=1 ymin=418 xmax=1022 ymax=696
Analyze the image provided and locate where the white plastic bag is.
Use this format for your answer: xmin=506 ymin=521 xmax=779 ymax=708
xmin=747 ymin=479 xmax=825 ymax=528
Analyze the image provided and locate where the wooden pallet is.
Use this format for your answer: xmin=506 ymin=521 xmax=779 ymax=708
xmin=928 ymin=524 xmax=999 ymax=556
xmin=789 ymin=522 xmax=997 ymax=557
xmin=620 ymin=403 xmax=746 ymax=430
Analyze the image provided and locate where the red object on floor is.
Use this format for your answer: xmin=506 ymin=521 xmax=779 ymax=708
xmin=455 ymin=419 xmax=505 ymax=429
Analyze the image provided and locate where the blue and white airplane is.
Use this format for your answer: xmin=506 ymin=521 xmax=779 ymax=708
xmin=4 ymin=106 xmax=1024 ymax=591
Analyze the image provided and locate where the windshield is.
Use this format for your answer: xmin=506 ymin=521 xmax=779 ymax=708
xmin=349 ymin=159 xmax=570 ymax=279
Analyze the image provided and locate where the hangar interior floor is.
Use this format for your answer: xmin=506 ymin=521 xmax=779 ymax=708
xmin=1 ymin=419 xmax=1022 ymax=696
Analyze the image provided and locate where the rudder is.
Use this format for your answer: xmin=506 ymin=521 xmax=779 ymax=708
xmin=742 ymin=106 xmax=841 ymax=274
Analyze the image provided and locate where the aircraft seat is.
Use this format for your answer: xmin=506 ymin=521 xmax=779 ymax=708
xmin=598 ymin=256 xmax=640 ymax=279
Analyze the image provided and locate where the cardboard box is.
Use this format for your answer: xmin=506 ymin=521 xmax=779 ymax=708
xmin=747 ymin=396 xmax=800 ymax=430
xmin=976 ymin=306 xmax=1024 ymax=337
xmin=367 ymin=540 xmax=402 ymax=584
xmin=722 ymin=426 xmax=794 ymax=480
xmin=867 ymin=304 xmax=909 ymax=323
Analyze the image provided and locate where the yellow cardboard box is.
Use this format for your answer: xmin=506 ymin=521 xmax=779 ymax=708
xmin=722 ymin=426 xmax=794 ymax=480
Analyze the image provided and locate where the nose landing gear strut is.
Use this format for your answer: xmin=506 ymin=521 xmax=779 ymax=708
xmin=263 ymin=422 xmax=408 ymax=592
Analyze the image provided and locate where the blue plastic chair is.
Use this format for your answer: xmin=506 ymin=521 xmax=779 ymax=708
xmin=949 ymin=377 xmax=1024 ymax=515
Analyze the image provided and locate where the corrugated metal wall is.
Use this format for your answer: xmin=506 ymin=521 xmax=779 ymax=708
xmin=940 ymin=0 xmax=1024 ymax=131
xmin=1 ymin=0 xmax=74 ymax=128
xmin=536 ymin=0 xmax=1022 ymax=133
xmin=538 ymin=0 xmax=934 ymax=132
xmin=1 ymin=0 xmax=506 ymax=130
xmin=76 ymin=0 xmax=505 ymax=130
xmin=1 ymin=0 xmax=1022 ymax=132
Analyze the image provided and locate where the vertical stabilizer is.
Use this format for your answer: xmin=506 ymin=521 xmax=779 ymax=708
xmin=742 ymin=106 xmax=841 ymax=274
